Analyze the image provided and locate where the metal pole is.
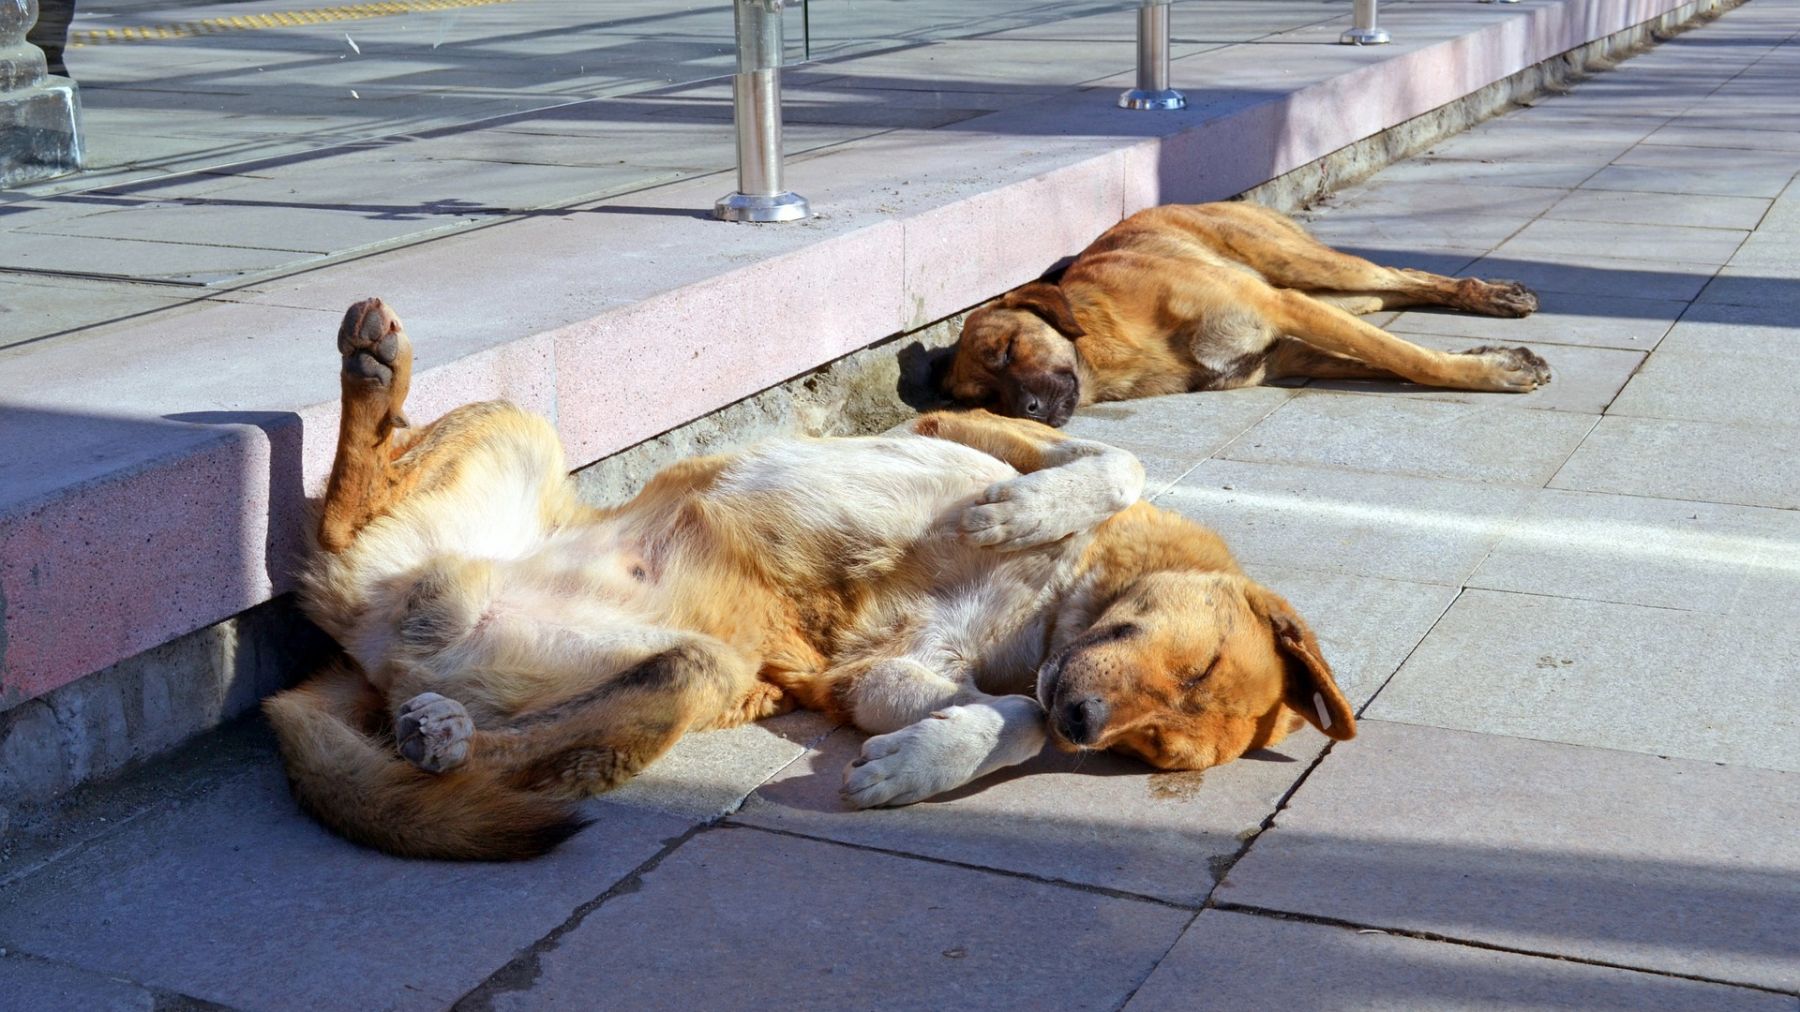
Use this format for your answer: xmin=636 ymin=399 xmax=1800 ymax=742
xmin=715 ymin=0 xmax=809 ymax=222
xmin=1339 ymin=0 xmax=1391 ymax=45
xmin=1118 ymin=1 xmax=1185 ymax=111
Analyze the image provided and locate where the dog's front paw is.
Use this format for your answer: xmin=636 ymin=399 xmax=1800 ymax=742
xmin=959 ymin=475 xmax=1067 ymax=550
xmin=1458 ymin=278 xmax=1539 ymax=318
xmin=960 ymin=456 xmax=1137 ymax=551
xmin=1462 ymin=344 xmax=1552 ymax=391
xmin=842 ymin=707 xmax=997 ymax=809
xmin=396 ymin=692 xmax=474 ymax=773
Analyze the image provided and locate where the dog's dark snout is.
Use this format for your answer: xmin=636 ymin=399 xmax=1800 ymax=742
xmin=1061 ymin=696 xmax=1109 ymax=745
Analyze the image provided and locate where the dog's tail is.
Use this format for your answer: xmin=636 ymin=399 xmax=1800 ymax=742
xmin=262 ymin=663 xmax=587 ymax=861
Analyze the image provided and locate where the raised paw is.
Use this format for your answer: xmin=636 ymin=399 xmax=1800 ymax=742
xmin=1459 ymin=278 xmax=1539 ymax=318
xmin=396 ymin=692 xmax=473 ymax=773
xmin=1461 ymin=344 xmax=1552 ymax=392
xmin=958 ymin=458 xmax=1134 ymax=552
xmin=958 ymin=479 xmax=1059 ymax=551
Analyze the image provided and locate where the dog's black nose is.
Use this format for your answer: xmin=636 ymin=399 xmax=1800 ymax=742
xmin=1023 ymin=395 xmax=1044 ymax=418
xmin=1060 ymin=696 xmax=1109 ymax=745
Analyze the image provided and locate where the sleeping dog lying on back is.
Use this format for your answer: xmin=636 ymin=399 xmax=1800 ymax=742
xmin=266 ymin=298 xmax=1356 ymax=859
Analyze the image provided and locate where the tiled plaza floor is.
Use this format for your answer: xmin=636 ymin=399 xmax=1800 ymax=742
xmin=2 ymin=1 xmax=1799 ymax=1009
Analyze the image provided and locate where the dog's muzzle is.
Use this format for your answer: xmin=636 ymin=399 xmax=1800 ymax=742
xmin=1037 ymin=654 xmax=1110 ymax=748
xmin=1004 ymin=370 xmax=1080 ymax=427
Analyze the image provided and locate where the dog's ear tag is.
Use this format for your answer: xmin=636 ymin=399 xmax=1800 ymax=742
xmin=1313 ymin=692 xmax=1332 ymax=732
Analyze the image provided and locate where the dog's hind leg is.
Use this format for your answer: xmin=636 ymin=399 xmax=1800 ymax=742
xmin=393 ymin=631 xmax=761 ymax=797
xmin=1266 ymin=290 xmax=1551 ymax=392
xmin=1194 ymin=206 xmax=1539 ymax=318
xmin=1266 ymin=338 xmax=1405 ymax=382
xmin=319 ymin=298 xmax=423 ymax=554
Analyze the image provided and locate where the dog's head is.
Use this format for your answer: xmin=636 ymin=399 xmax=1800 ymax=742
xmin=1037 ymin=572 xmax=1354 ymax=769
xmin=943 ymin=283 xmax=1084 ymax=427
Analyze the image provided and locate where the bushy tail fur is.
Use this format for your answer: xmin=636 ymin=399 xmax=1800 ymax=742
xmin=262 ymin=663 xmax=587 ymax=861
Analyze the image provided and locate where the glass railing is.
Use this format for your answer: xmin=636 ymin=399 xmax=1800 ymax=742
xmin=0 ymin=0 xmax=1382 ymax=349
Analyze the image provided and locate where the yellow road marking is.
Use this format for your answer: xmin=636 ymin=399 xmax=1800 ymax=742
xmin=70 ymin=0 xmax=517 ymax=47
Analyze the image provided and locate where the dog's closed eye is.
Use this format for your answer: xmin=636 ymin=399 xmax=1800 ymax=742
xmin=1182 ymin=655 xmax=1223 ymax=690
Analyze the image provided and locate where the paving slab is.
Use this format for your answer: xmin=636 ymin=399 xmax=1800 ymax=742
xmin=1367 ymin=589 xmax=1800 ymax=771
xmin=1494 ymin=217 xmax=1749 ymax=266
xmin=0 ymin=277 xmax=204 ymax=350
xmin=1728 ymin=231 xmax=1800 ymax=271
xmin=1638 ymin=122 xmax=1800 ymax=152
xmin=1544 ymin=187 xmax=1774 ymax=230
xmin=1326 ymin=244 xmax=1488 ymax=278
xmin=1218 ymin=393 xmax=1597 ymax=486
xmin=1463 ymin=250 xmax=1716 ymax=302
xmin=1363 ymin=156 xmax=1603 ymax=190
xmin=603 ymin=709 xmax=837 ymax=821
xmin=1694 ymin=267 xmax=1800 ymax=312
xmin=1232 ymin=564 xmax=1459 ymax=707
xmin=1313 ymin=180 xmax=1571 ymax=220
xmin=0 ymin=762 xmax=690 ymax=1011
xmin=0 ymin=954 xmax=158 ymax=1012
xmin=12 ymin=199 xmax=478 ymax=256
xmin=1468 ymin=487 xmax=1800 ymax=614
xmin=1126 ymin=909 xmax=1795 ymax=1012
xmin=1582 ymin=147 xmax=1800 ymax=198
xmin=1160 ymin=459 xmax=1536 ymax=586
xmin=1418 ymin=118 xmax=1652 ymax=165
xmin=1219 ymin=721 xmax=1800 ymax=992
xmin=1310 ymin=335 xmax=1643 ymax=414
xmin=1551 ymin=415 xmax=1800 ymax=510
xmin=735 ymin=723 xmax=1327 ymax=906
xmin=0 ymin=231 xmax=310 ymax=285
xmin=1298 ymin=207 xmax=1536 ymax=254
xmin=1057 ymin=386 xmax=1293 ymax=494
xmin=1387 ymin=288 xmax=1685 ymax=351
xmin=1655 ymin=301 xmax=1800 ymax=354
xmin=1608 ymin=347 xmax=1800 ymax=426
xmin=485 ymin=827 xmax=1192 ymax=1011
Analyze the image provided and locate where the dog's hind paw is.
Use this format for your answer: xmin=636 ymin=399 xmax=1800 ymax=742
xmin=1459 ymin=278 xmax=1539 ymax=318
xmin=396 ymin=692 xmax=474 ymax=773
xmin=1462 ymin=345 xmax=1552 ymax=392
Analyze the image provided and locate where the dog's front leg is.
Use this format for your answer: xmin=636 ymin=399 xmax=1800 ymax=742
xmin=841 ymin=695 xmax=1047 ymax=809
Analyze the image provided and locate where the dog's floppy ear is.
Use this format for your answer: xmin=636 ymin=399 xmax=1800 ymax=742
xmin=1248 ymin=586 xmax=1355 ymax=741
xmin=1000 ymin=282 xmax=1085 ymax=339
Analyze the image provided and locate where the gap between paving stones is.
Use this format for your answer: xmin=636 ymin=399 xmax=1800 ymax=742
xmin=1208 ymin=902 xmax=1800 ymax=999
xmin=450 ymin=823 xmax=712 ymax=1012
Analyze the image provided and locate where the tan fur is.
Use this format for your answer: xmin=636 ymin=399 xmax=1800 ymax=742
xmin=944 ymin=201 xmax=1551 ymax=425
xmin=267 ymin=298 xmax=1354 ymax=860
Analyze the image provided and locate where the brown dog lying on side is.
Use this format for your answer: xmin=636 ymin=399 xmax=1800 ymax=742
xmin=943 ymin=201 xmax=1552 ymax=425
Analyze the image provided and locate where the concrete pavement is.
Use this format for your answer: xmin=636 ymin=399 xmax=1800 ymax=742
xmin=3 ymin=1 xmax=1799 ymax=1007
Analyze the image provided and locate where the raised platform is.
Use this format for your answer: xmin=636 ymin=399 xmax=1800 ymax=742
xmin=0 ymin=0 xmax=1725 ymax=784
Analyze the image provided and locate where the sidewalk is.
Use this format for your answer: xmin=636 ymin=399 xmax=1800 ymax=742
xmin=1 ymin=1 xmax=1797 ymax=1007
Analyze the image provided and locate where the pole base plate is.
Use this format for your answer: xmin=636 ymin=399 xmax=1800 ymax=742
xmin=713 ymin=190 xmax=811 ymax=223
xmin=1117 ymin=88 xmax=1187 ymax=111
xmin=1339 ymin=27 xmax=1391 ymax=44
